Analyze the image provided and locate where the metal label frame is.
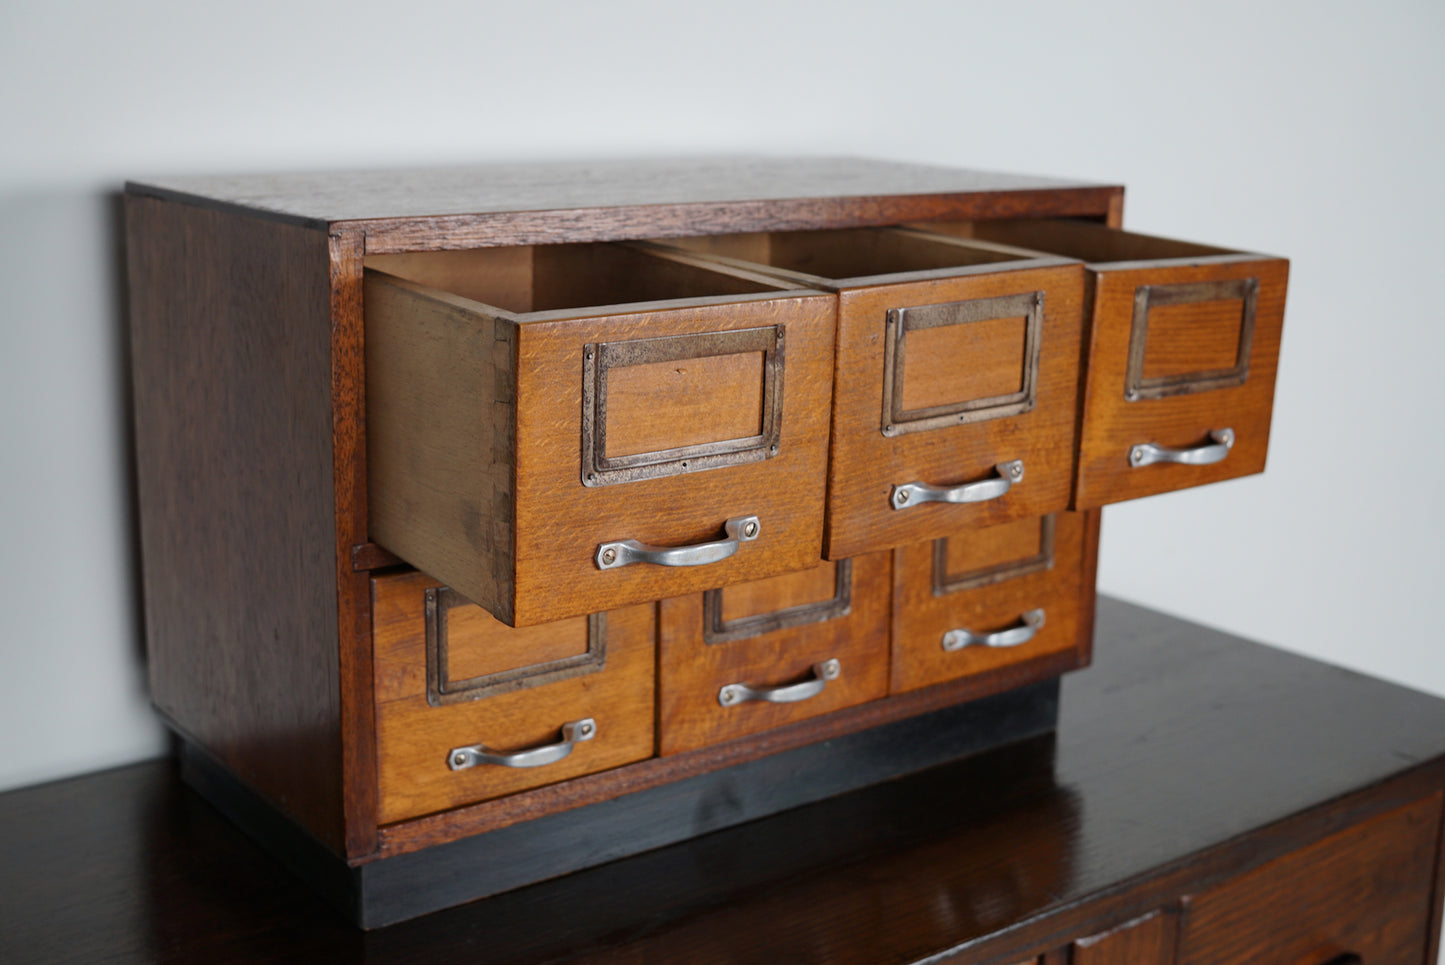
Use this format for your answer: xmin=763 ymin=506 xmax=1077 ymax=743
xmin=581 ymin=325 xmax=784 ymax=486
xmin=425 ymin=588 xmax=606 ymax=706
xmin=932 ymin=515 xmax=1056 ymax=596
xmin=703 ymin=559 xmax=853 ymax=645
xmin=1124 ymin=277 xmax=1258 ymax=401
xmin=880 ymin=291 xmax=1043 ymax=438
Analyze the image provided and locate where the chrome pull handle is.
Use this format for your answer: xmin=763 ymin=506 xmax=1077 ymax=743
xmin=596 ymin=515 xmax=760 ymax=570
xmin=447 ymin=718 xmax=596 ymax=771
xmin=891 ymin=460 xmax=1023 ymax=511
xmin=942 ymin=609 xmax=1045 ymax=652
xmin=1129 ymin=428 xmax=1234 ymax=468
xmin=718 ymin=659 xmax=841 ymax=707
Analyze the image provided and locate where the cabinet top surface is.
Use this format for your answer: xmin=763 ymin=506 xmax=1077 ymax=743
xmin=126 ymin=155 xmax=1112 ymax=227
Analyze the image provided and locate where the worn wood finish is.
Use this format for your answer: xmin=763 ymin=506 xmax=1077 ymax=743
xmin=8 ymin=600 xmax=1445 ymax=962
xmin=1072 ymin=910 xmax=1174 ymax=965
xmin=657 ymin=552 xmax=892 ymax=755
xmin=1178 ymin=794 xmax=1442 ymax=965
xmin=126 ymin=194 xmax=347 ymax=853
xmin=945 ymin=219 xmax=1289 ymax=510
xmin=371 ymin=572 xmax=654 ymax=824
xmin=127 ymin=156 xmax=1122 ymax=252
xmin=891 ymin=512 xmax=1097 ymax=694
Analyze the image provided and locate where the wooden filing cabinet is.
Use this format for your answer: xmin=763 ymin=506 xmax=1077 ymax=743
xmin=124 ymin=157 xmax=1290 ymax=926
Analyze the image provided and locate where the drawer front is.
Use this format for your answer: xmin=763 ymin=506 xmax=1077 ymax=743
xmin=1178 ymin=794 xmax=1442 ymax=965
xmin=826 ymin=263 xmax=1086 ymax=559
xmin=657 ymin=553 xmax=891 ymax=755
xmin=365 ymin=242 xmax=837 ymax=628
xmin=890 ymin=511 xmax=1096 ymax=694
xmin=372 ymin=571 xmax=655 ymax=824
xmin=1074 ymin=255 xmax=1288 ymax=508
xmin=948 ymin=218 xmax=1289 ymax=509
xmin=512 ymin=295 xmax=836 ymax=625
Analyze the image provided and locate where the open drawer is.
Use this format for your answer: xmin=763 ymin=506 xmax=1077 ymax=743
xmin=920 ymin=219 xmax=1288 ymax=509
xmin=647 ymin=228 xmax=1087 ymax=560
xmin=365 ymin=243 xmax=837 ymax=626
xmin=890 ymin=511 xmax=1099 ymax=694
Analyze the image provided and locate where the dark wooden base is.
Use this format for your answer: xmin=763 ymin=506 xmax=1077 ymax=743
xmin=181 ymin=677 xmax=1060 ymax=928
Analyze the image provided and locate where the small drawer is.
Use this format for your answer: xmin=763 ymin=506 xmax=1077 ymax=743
xmin=1178 ymin=794 xmax=1441 ymax=965
xmin=371 ymin=571 xmax=655 ymax=824
xmin=656 ymin=552 xmax=891 ymax=755
xmin=365 ymin=242 xmax=837 ymax=627
xmin=890 ymin=511 xmax=1098 ymax=694
xmin=926 ymin=219 xmax=1288 ymax=509
xmin=649 ymin=228 xmax=1087 ymax=559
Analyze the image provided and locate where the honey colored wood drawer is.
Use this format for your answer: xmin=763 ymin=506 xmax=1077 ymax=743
xmin=1178 ymin=793 xmax=1443 ymax=965
xmin=371 ymin=570 xmax=655 ymax=824
xmin=649 ymin=228 xmax=1087 ymax=559
xmin=890 ymin=511 xmax=1098 ymax=694
xmin=365 ymin=242 xmax=837 ymax=627
xmin=929 ymin=219 xmax=1288 ymax=509
xmin=657 ymin=553 xmax=891 ymax=756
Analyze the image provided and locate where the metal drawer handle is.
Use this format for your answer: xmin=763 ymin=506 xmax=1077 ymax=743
xmin=891 ymin=460 xmax=1023 ymax=511
xmin=942 ymin=609 xmax=1045 ymax=652
xmin=596 ymin=515 xmax=760 ymax=570
xmin=719 ymin=659 xmax=841 ymax=707
xmin=447 ymin=718 xmax=596 ymax=771
xmin=1129 ymin=428 xmax=1234 ymax=468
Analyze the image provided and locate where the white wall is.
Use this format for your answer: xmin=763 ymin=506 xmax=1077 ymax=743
xmin=2 ymin=0 xmax=1441 ymax=804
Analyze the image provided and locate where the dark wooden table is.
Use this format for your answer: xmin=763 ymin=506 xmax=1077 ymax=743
xmin=5 ymin=597 xmax=1445 ymax=964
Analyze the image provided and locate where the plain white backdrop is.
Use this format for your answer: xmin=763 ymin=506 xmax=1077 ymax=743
xmin=1 ymin=0 xmax=1441 ymax=855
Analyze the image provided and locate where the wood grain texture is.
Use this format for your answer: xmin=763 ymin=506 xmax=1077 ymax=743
xmin=601 ymin=350 xmax=765 ymax=458
xmin=329 ymin=226 xmax=379 ymax=859
xmin=1073 ymin=909 xmax=1174 ymax=965
xmin=7 ymin=599 xmax=1445 ymax=963
xmin=126 ymin=156 xmax=1121 ymax=252
xmin=1138 ymin=298 xmax=1244 ymax=381
xmin=126 ymin=193 xmax=346 ymax=853
xmin=938 ymin=219 xmax=1288 ymax=510
xmin=900 ymin=313 xmax=1028 ymax=410
xmin=657 ymin=552 xmax=892 ymax=755
xmin=891 ymin=512 xmax=1096 ymax=694
xmin=1178 ymin=794 xmax=1442 ymax=965
xmin=510 ymin=291 xmax=836 ymax=626
xmin=371 ymin=572 xmax=654 ymax=824
xmin=824 ymin=262 xmax=1085 ymax=558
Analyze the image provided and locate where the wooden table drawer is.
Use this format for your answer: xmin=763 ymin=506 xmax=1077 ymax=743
xmin=657 ymin=552 xmax=891 ymax=755
xmin=890 ymin=511 xmax=1098 ymax=694
xmin=648 ymin=228 xmax=1086 ymax=559
xmin=1178 ymin=794 xmax=1443 ymax=965
xmin=365 ymin=242 xmax=836 ymax=627
xmin=926 ymin=219 xmax=1288 ymax=509
xmin=372 ymin=570 xmax=656 ymax=824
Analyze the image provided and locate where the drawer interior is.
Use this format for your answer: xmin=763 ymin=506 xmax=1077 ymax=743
xmin=919 ymin=218 xmax=1237 ymax=263
xmin=367 ymin=241 xmax=797 ymax=316
xmin=655 ymin=227 xmax=1044 ymax=285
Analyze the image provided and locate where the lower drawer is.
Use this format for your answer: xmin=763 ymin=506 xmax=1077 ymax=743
xmin=1178 ymin=793 xmax=1443 ymax=965
xmin=656 ymin=553 xmax=891 ymax=755
xmin=890 ymin=511 xmax=1097 ymax=694
xmin=371 ymin=571 xmax=655 ymax=824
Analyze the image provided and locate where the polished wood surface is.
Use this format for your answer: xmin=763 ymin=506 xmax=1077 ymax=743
xmin=371 ymin=573 xmax=654 ymax=824
xmin=1178 ymin=794 xmax=1441 ymax=965
xmin=1073 ymin=910 xmax=1174 ymax=965
xmin=125 ymin=195 xmax=347 ymax=853
xmin=656 ymin=552 xmax=892 ymax=755
xmin=6 ymin=598 xmax=1445 ymax=964
xmin=127 ymin=156 xmax=1121 ymax=254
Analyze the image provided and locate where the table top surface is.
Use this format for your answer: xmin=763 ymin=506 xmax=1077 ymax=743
xmin=5 ymin=596 xmax=1445 ymax=964
xmin=126 ymin=156 xmax=1106 ymax=226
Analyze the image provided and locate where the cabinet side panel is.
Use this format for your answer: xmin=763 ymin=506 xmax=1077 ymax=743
xmin=126 ymin=194 xmax=344 ymax=852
